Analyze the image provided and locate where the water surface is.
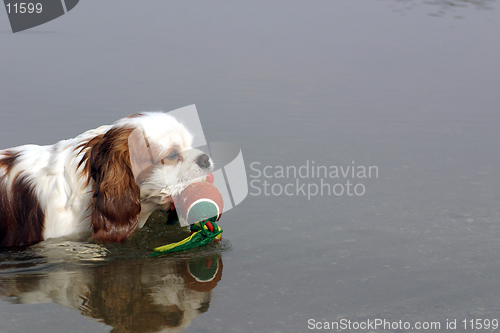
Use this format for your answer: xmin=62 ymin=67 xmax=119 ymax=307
xmin=1 ymin=1 xmax=500 ymax=332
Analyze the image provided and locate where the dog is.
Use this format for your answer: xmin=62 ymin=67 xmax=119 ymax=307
xmin=0 ymin=112 xmax=212 ymax=247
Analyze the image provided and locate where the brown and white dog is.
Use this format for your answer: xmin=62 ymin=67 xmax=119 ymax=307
xmin=0 ymin=112 xmax=212 ymax=247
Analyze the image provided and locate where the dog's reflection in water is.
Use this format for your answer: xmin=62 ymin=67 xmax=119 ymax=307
xmin=0 ymin=255 xmax=223 ymax=333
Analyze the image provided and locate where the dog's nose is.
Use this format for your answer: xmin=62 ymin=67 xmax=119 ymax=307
xmin=196 ymin=154 xmax=211 ymax=169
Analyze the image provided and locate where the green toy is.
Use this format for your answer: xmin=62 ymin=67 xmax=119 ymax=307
xmin=152 ymin=220 xmax=222 ymax=255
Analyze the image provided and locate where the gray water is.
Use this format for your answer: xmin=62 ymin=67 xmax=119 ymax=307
xmin=1 ymin=1 xmax=500 ymax=332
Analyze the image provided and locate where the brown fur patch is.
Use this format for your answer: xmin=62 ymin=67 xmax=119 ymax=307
xmin=76 ymin=134 xmax=105 ymax=185
xmin=0 ymin=150 xmax=21 ymax=174
xmin=126 ymin=112 xmax=145 ymax=119
xmin=86 ymin=127 xmax=142 ymax=242
xmin=0 ymin=175 xmax=45 ymax=247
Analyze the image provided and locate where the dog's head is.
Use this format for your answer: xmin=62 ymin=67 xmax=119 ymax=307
xmin=80 ymin=112 xmax=212 ymax=242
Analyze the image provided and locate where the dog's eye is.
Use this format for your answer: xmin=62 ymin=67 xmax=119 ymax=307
xmin=165 ymin=151 xmax=179 ymax=160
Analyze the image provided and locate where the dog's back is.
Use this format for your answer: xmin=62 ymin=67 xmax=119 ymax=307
xmin=0 ymin=126 xmax=111 ymax=246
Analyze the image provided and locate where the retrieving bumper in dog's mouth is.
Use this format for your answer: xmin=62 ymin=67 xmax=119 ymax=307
xmin=152 ymin=174 xmax=224 ymax=255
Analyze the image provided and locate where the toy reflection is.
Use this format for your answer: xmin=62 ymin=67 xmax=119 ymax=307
xmin=0 ymin=255 xmax=223 ymax=333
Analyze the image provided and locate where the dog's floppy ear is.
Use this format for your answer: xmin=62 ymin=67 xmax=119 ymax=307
xmin=89 ymin=127 xmax=141 ymax=242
